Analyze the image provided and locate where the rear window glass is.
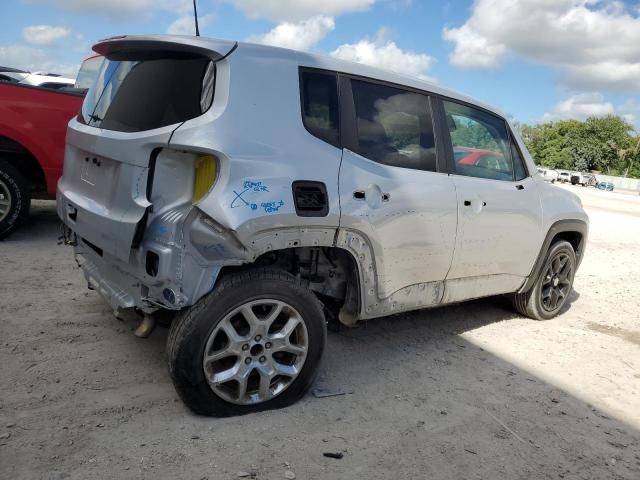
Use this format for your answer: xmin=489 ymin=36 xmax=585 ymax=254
xmin=75 ymin=56 xmax=104 ymax=89
xmin=82 ymin=55 xmax=214 ymax=132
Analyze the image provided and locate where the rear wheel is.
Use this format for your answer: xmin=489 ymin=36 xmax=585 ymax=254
xmin=167 ymin=269 xmax=326 ymax=417
xmin=513 ymin=240 xmax=576 ymax=320
xmin=0 ymin=160 xmax=30 ymax=240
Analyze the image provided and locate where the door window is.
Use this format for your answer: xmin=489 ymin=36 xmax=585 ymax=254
xmin=444 ymin=100 xmax=515 ymax=181
xmin=351 ymin=80 xmax=437 ymax=171
xmin=300 ymin=70 xmax=340 ymax=147
xmin=510 ymin=136 xmax=528 ymax=181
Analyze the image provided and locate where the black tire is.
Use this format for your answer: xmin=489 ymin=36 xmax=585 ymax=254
xmin=167 ymin=268 xmax=326 ymax=417
xmin=0 ymin=160 xmax=30 ymax=240
xmin=513 ymin=240 xmax=576 ymax=320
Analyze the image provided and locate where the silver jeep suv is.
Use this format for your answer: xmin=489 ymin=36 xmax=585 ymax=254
xmin=57 ymin=35 xmax=588 ymax=416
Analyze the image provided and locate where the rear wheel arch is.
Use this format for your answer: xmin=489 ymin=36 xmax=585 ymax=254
xmin=216 ymin=244 xmax=363 ymax=321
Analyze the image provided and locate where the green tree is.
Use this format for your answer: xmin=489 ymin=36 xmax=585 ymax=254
xmin=566 ymin=116 xmax=634 ymax=173
xmin=518 ymin=115 xmax=638 ymax=178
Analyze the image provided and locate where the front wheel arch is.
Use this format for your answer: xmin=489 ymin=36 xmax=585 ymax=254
xmin=519 ymin=220 xmax=587 ymax=294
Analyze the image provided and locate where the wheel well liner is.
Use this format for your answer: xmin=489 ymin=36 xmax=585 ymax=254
xmin=216 ymin=245 xmax=362 ymax=315
xmin=520 ymin=219 xmax=587 ymax=293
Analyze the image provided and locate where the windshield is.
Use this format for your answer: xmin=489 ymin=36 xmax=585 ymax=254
xmin=81 ymin=54 xmax=215 ymax=132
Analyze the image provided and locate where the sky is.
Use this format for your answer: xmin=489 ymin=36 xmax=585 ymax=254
xmin=1 ymin=0 xmax=639 ymax=129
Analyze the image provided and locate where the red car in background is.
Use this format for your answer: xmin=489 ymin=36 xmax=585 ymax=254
xmin=453 ymin=146 xmax=514 ymax=181
xmin=0 ymin=55 xmax=100 ymax=239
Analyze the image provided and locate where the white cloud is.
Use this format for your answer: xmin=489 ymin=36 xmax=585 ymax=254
xmin=543 ymin=93 xmax=615 ymax=121
xmin=0 ymin=45 xmax=78 ymax=78
xmin=331 ymin=30 xmax=434 ymax=80
xmin=249 ymin=16 xmax=335 ymax=51
xmin=617 ymin=98 xmax=640 ymax=128
xmin=442 ymin=23 xmax=505 ymax=69
xmin=48 ymin=0 xmax=196 ymax=19
xmin=22 ymin=25 xmax=71 ymax=45
xmin=51 ymin=0 xmax=156 ymax=17
xmin=564 ymin=62 xmax=640 ymax=91
xmin=227 ymin=0 xmax=375 ymax=21
xmin=167 ymin=13 xmax=214 ymax=35
xmin=442 ymin=0 xmax=640 ymax=90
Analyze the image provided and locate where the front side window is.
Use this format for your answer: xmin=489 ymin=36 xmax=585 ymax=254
xmin=444 ymin=100 xmax=514 ymax=181
xmin=300 ymin=70 xmax=340 ymax=147
xmin=351 ymin=80 xmax=437 ymax=171
xmin=510 ymin=135 xmax=528 ymax=181
xmin=81 ymin=55 xmax=214 ymax=132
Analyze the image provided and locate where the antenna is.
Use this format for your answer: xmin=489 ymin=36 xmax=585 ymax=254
xmin=193 ymin=0 xmax=200 ymax=36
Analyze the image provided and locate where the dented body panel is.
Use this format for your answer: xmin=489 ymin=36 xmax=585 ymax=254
xmin=57 ymin=35 xmax=588 ymax=323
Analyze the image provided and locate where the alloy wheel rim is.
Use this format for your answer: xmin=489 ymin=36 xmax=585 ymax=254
xmin=202 ymin=299 xmax=309 ymax=405
xmin=540 ymin=252 xmax=573 ymax=312
xmin=0 ymin=178 xmax=12 ymax=223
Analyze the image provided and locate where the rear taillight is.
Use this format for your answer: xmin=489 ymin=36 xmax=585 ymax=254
xmin=192 ymin=154 xmax=217 ymax=204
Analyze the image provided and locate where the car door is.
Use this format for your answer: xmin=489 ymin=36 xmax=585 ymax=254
xmin=439 ymin=99 xmax=543 ymax=302
xmin=338 ymin=77 xmax=458 ymax=301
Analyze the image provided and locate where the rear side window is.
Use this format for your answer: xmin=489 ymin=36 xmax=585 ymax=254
xmin=443 ymin=100 xmax=515 ymax=181
xmin=82 ymin=55 xmax=214 ymax=132
xmin=351 ymin=80 xmax=437 ymax=171
xmin=300 ymin=70 xmax=340 ymax=147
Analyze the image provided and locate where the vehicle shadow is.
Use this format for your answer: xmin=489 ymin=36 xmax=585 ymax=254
xmin=310 ymin=296 xmax=638 ymax=479
xmin=4 ymin=202 xmax=637 ymax=479
xmin=1 ymin=200 xmax=61 ymax=244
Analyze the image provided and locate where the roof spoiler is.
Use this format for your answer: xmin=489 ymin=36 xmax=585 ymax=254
xmin=92 ymin=35 xmax=238 ymax=62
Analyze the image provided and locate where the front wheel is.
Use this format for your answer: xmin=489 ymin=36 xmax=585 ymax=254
xmin=0 ymin=160 xmax=30 ymax=240
xmin=513 ymin=240 xmax=576 ymax=320
xmin=167 ymin=269 xmax=326 ymax=417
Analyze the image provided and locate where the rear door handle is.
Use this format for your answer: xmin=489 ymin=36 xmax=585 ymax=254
xmin=515 ymin=184 xmax=525 ymax=190
xmin=354 ymin=190 xmax=390 ymax=202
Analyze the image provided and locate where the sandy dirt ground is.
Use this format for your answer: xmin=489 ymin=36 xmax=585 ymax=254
xmin=1 ymin=185 xmax=639 ymax=480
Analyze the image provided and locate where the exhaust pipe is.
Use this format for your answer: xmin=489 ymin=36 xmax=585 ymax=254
xmin=134 ymin=314 xmax=156 ymax=338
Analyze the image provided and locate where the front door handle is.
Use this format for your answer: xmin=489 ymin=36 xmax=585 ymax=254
xmin=515 ymin=184 xmax=525 ymax=190
xmin=464 ymin=200 xmax=486 ymax=207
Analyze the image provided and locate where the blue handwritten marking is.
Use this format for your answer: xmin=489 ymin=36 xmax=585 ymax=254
xmin=260 ymin=200 xmax=285 ymax=213
xmin=231 ymin=189 xmax=251 ymax=208
xmin=230 ymin=180 xmax=280 ymax=212
xmin=231 ymin=180 xmax=271 ymax=209
xmin=243 ymin=180 xmax=269 ymax=192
